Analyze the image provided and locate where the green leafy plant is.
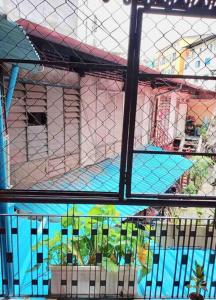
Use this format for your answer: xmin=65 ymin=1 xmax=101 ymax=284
xmin=31 ymin=205 xmax=153 ymax=282
xmin=200 ymin=126 xmax=208 ymax=142
xmin=186 ymin=261 xmax=207 ymax=299
xmin=184 ymin=157 xmax=214 ymax=194
xmin=184 ymin=183 xmax=197 ymax=195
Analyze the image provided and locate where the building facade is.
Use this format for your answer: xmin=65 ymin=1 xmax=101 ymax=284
xmin=184 ymin=35 xmax=216 ymax=91
xmin=153 ymin=36 xmax=198 ymax=75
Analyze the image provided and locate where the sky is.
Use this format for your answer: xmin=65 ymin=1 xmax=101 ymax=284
xmin=1 ymin=0 xmax=216 ymax=63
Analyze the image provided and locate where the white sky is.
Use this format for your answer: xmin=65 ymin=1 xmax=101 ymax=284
xmin=77 ymin=0 xmax=216 ymax=62
xmin=1 ymin=0 xmax=216 ymax=62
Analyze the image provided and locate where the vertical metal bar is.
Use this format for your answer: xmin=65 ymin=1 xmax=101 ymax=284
xmin=119 ymin=0 xmax=138 ymax=200
xmin=47 ymin=216 xmax=50 ymax=297
xmin=125 ymin=8 xmax=143 ymax=197
xmin=171 ymin=218 xmax=181 ymax=298
xmin=155 ymin=217 xmax=162 ymax=297
xmin=36 ymin=216 xmax=39 ymax=297
xmin=209 ymin=218 xmax=216 ymax=298
xmin=160 ymin=218 xmax=169 ymax=298
xmin=204 ymin=218 xmax=213 ymax=299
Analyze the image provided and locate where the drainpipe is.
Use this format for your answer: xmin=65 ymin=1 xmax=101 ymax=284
xmin=0 ymin=64 xmax=19 ymax=296
xmin=5 ymin=65 xmax=19 ymax=118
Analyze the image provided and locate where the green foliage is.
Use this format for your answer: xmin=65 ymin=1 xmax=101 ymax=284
xmin=31 ymin=205 xmax=153 ymax=280
xmin=185 ymin=156 xmax=214 ymax=194
xmin=183 ymin=182 xmax=197 ymax=195
xmin=186 ymin=261 xmax=207 ymax=296
xmin=200 ymin=126 xmax=208 ymax=141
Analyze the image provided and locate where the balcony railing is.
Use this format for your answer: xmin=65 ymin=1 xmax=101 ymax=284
xmin=0 ymin=213 xmax=216 ymax=299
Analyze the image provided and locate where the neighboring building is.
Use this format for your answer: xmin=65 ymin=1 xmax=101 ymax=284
xmin=4 ymin=19 xmax=214 ymax=189
xmin=153 ymin=36 xmax=202 ymax=75
xmin=184 ymin=34 xmax=216 ymax=91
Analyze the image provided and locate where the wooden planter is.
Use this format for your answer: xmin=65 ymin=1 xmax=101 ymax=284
xmin=50 ymin=265 xmax=138 ymax=297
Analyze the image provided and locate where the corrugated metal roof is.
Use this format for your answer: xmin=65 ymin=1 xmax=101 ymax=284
xmin=15 ymin=146 xmax=193 ymax=217
xmin=0 ymin=16 xmax=40 ymax=70
xmin=16 ymin=19 xmax=216 ymax=96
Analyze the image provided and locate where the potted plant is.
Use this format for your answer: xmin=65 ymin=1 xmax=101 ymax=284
xmin=31 ymin=205 xmax=153 ymax=297
xmin=186 ymin=261 xmax=207 ymax=300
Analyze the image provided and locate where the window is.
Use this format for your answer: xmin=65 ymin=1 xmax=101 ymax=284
xmin=195 ymin=60 xmax=200 ymax=68
xmin=205 ymin=57 xmax=211 ymax=65
xmin=161 ymin=57 xmax=166 ymax=65
xmin=192 ymin=49 xmax=195 ymax=58
xmin=27 ymin=112 xmax=47 ymax=126
xmin=209 ymin=44 xmax=213 ymax=51
xmin=172 ymin=52 xmax=176 ymax=60
xmin=185 ymin=63 xmax=189 ymax=70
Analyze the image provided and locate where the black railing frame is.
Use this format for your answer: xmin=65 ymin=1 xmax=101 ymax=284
xmin=119 ymin=1 xmax=216 ymax=203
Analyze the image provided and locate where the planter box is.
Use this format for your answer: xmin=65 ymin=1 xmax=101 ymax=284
xmin=50 ymin=265 xmax=139 ymax=297
xmin=156 ymin=222 xmax=216 ymax=249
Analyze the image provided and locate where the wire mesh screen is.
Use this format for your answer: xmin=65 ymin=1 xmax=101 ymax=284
xmin=0 ymin=0 xmax=132 ymax=192
xmin=0 ymin=0 xmax=216 ymax=199
xmin=130 ymin=8 xmax=216 ymax=198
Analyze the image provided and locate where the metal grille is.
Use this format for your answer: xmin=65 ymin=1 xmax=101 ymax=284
xmin=1 ymin=213 xmax=216 ymax=299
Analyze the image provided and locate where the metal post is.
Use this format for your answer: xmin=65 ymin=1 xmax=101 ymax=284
xmin=125 ymin=8 xmax=143 ymax=197
xmin=119 ymin=0 xmax=138 ymax=200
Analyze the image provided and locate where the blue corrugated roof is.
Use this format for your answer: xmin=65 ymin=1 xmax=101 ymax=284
xmin=0 ymin=16 xmax=40 ymax=70
xmin=15 ymin=146 xmax=193 ymax=217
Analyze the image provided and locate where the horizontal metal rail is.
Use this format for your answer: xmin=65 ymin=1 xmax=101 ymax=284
xmin=1 ymin=190 xmax=216 ymax=207
xmin=139 ymin=73 xmax=216 ymax=81
xmin=133 ymin=150 xmax=216 ymax=156
xmin=2 ymin=59 xmax=216 ymax=82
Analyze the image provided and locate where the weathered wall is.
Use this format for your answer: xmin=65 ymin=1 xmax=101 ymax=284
xmin=7 ymin=67 xmax=188 ymax=189
xmin=8 ymin=67 xmax=80 ymax=188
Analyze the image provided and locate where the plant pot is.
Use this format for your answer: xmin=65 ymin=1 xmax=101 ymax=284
xmin=189 ymin=292 xmax=204 ymax=300
xmin=50 ymin=265 xmax=139 ymax=297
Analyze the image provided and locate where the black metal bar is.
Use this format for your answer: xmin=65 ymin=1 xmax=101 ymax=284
xmin=125 ymin=8 xmax=144 ymax=198
xmin=133 ymin=150 xmax=216 ymax=156
xmin=4 ymin=189 xmax=117 ymax=197
xmin=139 ymin=73 xmax=216 ymax=81
xmin=3 ymin=59 xmax=216 ymax=83
xmin=1 ymin=59 xmax=126 ymax=71
xmin=142 ymin=7 xmax=216 ymax=19
xmin=1 ymin=190 xmax=216 ymax=207
xmin=119 ymin=0 xmax=139 ymax=200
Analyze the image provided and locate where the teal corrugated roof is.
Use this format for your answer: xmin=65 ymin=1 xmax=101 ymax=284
xmin=0 ymin=16 xmax=40 ymax=70
xmin=15 ymin=146 xmax=193 ymax=217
